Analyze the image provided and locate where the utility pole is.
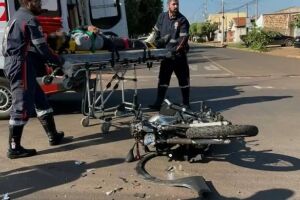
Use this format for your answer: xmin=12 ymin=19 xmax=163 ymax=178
xmin=221 ymin=0 xmax=225 ymax=46
xmin=256 ymin=0 xmax=259 ymax=19
xmin=204 ymin=0 xmax=208 ymax=20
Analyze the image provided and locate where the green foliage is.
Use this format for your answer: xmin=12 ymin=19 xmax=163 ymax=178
xmin=189 ymin=21 xmax=218 ymax=41
xmin=199 ymin=21 xmax=219 ymax=41
xmin=190 ymin=23 xmax=201 ymax=37
xmin=125 ymin=0 xmax=163 ymax=37
xmin=240 ymin=28 xmax=271 ymax=51
xmin=291 ymin=14 xmax=300 ymax=28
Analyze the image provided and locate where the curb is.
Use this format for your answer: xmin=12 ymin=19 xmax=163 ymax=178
xmin=192 ymin=42 xmax=300 ymax=59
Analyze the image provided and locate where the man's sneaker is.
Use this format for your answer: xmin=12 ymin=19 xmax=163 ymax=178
xmin=49 ymin=131 xmax=64 ymax=146
xmin=7 ymin=147 xmax=37 ymax=159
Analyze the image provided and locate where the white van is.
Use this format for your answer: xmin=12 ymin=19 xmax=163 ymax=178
xmin=0 ymin=0 xmax=128 ymax=119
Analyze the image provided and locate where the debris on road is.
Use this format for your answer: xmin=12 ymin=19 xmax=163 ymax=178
xmin=119 ymin=176 xmax=129 ymax=183
xmin=132 ymin=180 xmax=141 ymax=187
xmin=94 ymin=185 xmax=102 ymax=190
xmin=105 ymin=187 xmax=123 ymax=196
xmin=166 ymin=166 xmax=176 ymax=172
xmin=2 ymin=193 xmax=10 ymax=200
xmin=86 ymin=168 xmax=96 ymax=173
xmin=75 ymin=161 xmax=85 ymax=165
xmin=134 ymin=192 xmax=146 ymax=198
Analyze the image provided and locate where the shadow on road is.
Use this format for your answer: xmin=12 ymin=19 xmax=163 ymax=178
xmin=0 ymin=158 xmax=124 ymax=199
xmin=48 ymin=85 xmax=293 ymax=116
xmin=205 ymin=140 xmax=300 ymax=172
xmin=202 ymin=183 xmax=294 ymax=200
xmin=37 ymin=128 xmax=132 ymax=156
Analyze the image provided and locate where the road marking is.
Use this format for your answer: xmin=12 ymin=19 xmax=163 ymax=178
xmin=204 ymin=64 xmax=221 ymax=71
xmin=201 ymin=55 xmax=235 ymax=75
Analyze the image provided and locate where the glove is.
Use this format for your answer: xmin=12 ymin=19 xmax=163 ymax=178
xmin=154 ymin=34 xmax=171 ymax=48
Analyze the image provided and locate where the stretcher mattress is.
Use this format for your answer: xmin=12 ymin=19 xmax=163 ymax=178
xmin=61 ymin=49 xmax=170 ymax=65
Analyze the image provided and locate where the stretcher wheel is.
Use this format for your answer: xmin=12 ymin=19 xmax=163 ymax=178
xmin=100 ymin=121 xmax=111 ymax=134
xmin=42 ymin=75 xmax=53 ymax=85
xmin=63 ymin=78 xmax=74 ymax=90
xmin=81 ymin=117 xmax=90 ymax=127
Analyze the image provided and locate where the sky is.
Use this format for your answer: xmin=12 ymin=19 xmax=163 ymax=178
xmin=163 ymin=0 xmax=300 ymax=23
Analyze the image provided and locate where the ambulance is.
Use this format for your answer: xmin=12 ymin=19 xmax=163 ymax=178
xmin=0 ymin=0 xmax=128 ymax=119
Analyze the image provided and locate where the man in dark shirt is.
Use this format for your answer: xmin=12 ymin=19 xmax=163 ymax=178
xmin=2 ymin=0 xmax=64 ymax=159
xmin=149 ymin=0 xmax=190 ymax=110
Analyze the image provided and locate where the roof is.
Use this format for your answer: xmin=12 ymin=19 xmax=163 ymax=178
xmin=232 ymin=17 xmax=246 ymax=27
xmin=273 ymin=6 xmax=300 ymax=14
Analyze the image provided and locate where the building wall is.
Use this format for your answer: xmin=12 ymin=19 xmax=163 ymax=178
xmin=208 ymin=12 xmax=247 ymax=30
xmin=263 ymin=13 xmax=300 ymax=36
xmin=208 ymin=12 xmax=247 ymax=42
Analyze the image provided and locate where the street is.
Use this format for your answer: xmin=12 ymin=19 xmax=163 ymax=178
xmin=0 ymin=44 xmax=300 ymax=200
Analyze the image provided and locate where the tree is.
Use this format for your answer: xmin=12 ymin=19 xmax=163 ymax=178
xmin=189 ymin=23 xmax=201 ymax=37
xmin=292 ymin=14 xmax=300 ymax=28
xmin=125 ymin=0 xmax=163 ymax=38
xmin=198 ymin=21 xmax=219 ymax=41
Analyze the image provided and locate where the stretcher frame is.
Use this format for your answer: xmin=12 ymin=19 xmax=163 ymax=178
xmin=59 ymin=48 xmax=170 ymax=132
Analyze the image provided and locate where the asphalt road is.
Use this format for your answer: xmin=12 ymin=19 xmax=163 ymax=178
xmin=0 ymin=44 xmax=300 ymax=200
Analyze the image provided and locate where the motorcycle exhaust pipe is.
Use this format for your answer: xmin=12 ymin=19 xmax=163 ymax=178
xmin=158 ymin=138 xmax=231 ymax=145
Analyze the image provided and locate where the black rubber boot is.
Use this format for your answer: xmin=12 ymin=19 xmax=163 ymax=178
xmin=7 ymin=125 xmax=37 ymax=159
xmin=148 ymin=86 xmax=168 ymax=110
xmin=181 ymin=87 xmax=190 ymax=108
xmin=38 ymin=113 xmax=64 ymax=146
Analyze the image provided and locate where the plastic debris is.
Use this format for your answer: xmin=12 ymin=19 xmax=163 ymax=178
xmin=2 ymin=193 xmax=10 ymax=200
xmin=166 ymin=166 xmax=176 ymax=172
xmin=86 ymin=168 xmax=96 ymax=173
xmin=105 ymin=187 xmax=123 ymax=196
xmin=75 ymin=161 xmax=85 ymax=165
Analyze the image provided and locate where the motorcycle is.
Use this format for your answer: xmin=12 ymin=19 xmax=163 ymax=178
xmin=126 ymin=99 xmax=259 ymax=163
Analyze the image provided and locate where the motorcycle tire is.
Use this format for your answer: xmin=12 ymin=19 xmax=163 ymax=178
xmin=186 ymin=125 xmax=258 ymax=139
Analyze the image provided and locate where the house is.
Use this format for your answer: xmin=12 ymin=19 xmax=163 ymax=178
xmin=227 ymin=17 xmax=247 ymax=43
xmin=257 ymin=7 xmax=300 ymax=36
xmin=208 ymin=12 xmax=247 ymax=42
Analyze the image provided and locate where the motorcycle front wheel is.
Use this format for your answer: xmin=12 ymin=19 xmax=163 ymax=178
xmin=186 ymin=125 xmax=258 ymax=139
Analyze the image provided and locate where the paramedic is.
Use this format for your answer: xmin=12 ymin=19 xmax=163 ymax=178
xmin=148 ymin=0 xmax=190 ymax=110
xmin=2 ymin=0 xmax=64 ymax=159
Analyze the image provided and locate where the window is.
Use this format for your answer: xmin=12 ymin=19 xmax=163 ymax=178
xmin=14 ymin=0 xmax=61 ymax=17
xmin=89 ymin=0 xmax=121 ymax=29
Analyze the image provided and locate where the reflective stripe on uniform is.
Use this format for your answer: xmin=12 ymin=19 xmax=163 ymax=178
xmin=36 ymin=108 xmax=54 ymax=117
xmin=154 ymin=25 xmax=159 ymax=31
xmin=31 ymin=37 xmax=46 ymax=45
xmin=169 ymin=39 xmax=177 ymax=43
xmin=9 ymin=119 xmax=27 ymax=126
xmin=179 ymin=85 xmax=190 ymax=88
xmin=159 ymin=84 xmax=169 ymax=88
xmin=179 ymin=32 xmax=188 ymax=37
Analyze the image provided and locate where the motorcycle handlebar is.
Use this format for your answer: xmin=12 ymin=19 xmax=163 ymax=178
xmin=163 ymin=99 xmax=198 ymax=118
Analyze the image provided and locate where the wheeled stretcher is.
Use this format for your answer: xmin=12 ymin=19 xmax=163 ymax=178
xmin=44 ymin=48 xmax=170 ymax=132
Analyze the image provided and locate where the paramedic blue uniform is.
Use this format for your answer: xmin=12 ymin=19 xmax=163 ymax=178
xmin=150 ymin=11 xmax=190 ymax=108
xmin=2 ymin=7 xmax=61 ymax=126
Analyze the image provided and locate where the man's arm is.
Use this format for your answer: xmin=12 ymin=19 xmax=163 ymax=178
xmin=27 ymin=17 xmax=61 ymax=65
xmin=175 ymin=18 xmax=190 ymax=53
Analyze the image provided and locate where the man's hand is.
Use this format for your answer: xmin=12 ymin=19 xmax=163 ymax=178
xmin=88 ymin=25 xmax=100 ymax=34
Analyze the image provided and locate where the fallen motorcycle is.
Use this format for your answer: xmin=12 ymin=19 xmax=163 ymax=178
xmin=126 ymin=99 xmax=259 ymax=162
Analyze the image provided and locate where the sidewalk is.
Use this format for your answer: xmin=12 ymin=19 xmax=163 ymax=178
xmin=196 ymin=41 xmax=300 ymax=59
